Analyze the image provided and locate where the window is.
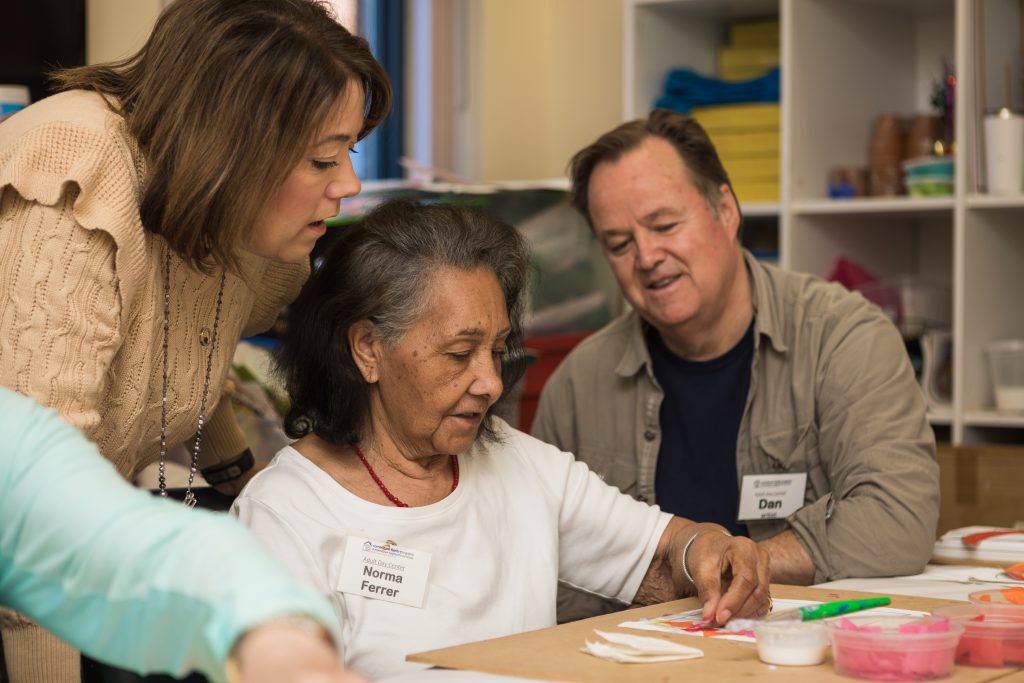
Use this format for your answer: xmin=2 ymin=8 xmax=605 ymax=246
xmin=331 ymin=0 xmax=403 ymax=180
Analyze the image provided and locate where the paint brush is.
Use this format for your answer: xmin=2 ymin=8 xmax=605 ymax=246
xmin=763 ymin=597 xmax=891 ymax=622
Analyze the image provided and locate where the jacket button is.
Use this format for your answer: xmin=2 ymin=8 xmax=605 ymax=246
xmin=644 ymin=429 xmax=656 ymax=441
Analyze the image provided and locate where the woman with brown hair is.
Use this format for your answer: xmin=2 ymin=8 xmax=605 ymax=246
xmin=0 ymin=0 xmax=391 ymax=680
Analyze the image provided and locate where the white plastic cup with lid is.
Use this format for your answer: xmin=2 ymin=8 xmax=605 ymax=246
xmin=987 ymin=339 xmax=1024 ymax=411
xmin=754 ymin=620 xmax=830 ymax=666
xmin=0 ymin=85 xmax=30 ymax=122
xmin=985 ymin=108 xmax=1024 ymax=194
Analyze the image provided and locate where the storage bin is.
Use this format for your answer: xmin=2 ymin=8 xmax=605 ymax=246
xmin=987 ymin=340 xmax=1024 ymax=412
xmin=854 ymin=277 xmax=950 ymax=338
xmin=826 ymin=615 xmax=963 ymax=681
xmin=933 ymin=603 xmax=1024 ymax=668
xmin=906 ymin=176 xmax=953 ymax=197
xmin=902 ymin=155 xmax=954 ymax=180
xmin=970 ymin=587 xmax=1024 ymax=607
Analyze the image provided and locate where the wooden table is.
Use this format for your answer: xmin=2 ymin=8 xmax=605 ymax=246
xmin=408 ymin=585 xmax=1021 ymax=683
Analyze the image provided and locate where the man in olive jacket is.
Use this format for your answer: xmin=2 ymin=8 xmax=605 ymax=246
xmin=533 ymin=109 xmax=939 ymax=621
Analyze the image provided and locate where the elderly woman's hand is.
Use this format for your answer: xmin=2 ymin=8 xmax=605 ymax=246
xmin=634 ymin=519 xmax=771 ymax=624
xmin=685 ymin=528 xmax=771 ymax=624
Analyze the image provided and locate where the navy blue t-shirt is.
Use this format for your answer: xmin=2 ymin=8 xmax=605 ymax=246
xmin=648 ymin=320 xmax=754 ymax=537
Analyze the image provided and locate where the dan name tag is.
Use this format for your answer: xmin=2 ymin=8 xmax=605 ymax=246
xmin=339 ymin=536 xmax=431 ymax=608
xmin=737 ymin=473 xmax=807 ymax=521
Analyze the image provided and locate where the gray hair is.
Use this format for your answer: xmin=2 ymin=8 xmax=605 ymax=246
xmin=278 ymin=199 xmax=530 ymax=445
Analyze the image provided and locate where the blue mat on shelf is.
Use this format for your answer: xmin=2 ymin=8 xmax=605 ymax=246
xmin=655 ymin=67 xmax=780 ymax=114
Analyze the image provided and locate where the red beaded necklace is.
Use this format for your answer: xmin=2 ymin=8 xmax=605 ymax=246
xmin=352 ymin=442 xmax=459 ymax=508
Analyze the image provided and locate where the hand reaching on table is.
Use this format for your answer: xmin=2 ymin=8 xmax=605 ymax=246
xmin=230 ymin=619 xmax=368 ymax=683
xmin=634 ymin=519 xmax=771 ymax=625
xmin=685 ymin=527 xmax=772 ymax=624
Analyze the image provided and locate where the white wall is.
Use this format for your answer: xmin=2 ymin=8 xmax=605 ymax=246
xmin=86 ymin=0 xmax=161 ymax=64
xmin=85 ymin=0 xmax=625 ymax=182
xmin=471 ymin=0 xmax=623 ymax=181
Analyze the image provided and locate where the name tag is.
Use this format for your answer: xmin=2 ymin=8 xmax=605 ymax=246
xmin=338 ymin=536 xmax=431 ymax=608
xmin=737 ymin=473 xmax=807 ymax=521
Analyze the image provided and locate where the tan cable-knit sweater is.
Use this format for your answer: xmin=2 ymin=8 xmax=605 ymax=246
xmin=0 ymin=90 xmax=309 ymax=682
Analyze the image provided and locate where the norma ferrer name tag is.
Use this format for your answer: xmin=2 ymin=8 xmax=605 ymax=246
xmin=339 ymin=536 xmax=431 ymax=608
xmin=737 ymin=473 xmax=807 ymax=521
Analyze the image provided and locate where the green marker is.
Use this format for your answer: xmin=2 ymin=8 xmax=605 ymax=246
xmin=765 ymin=597 xmax=891 ymax=622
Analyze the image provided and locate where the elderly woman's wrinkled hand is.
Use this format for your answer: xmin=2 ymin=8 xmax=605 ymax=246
xmin=688 ymin=531 xmax=771 ymax=625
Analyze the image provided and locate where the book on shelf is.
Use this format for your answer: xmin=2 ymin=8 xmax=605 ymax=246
xmin=721 ymin=65 xmax=779 ymax=82
xmin=718 ymin=47 xmax=780 ymax=81
xmin=722 ymin=19 xmax=779 ymax=80
xmin=717 ymin=156 xmax=780 ymax=180
xmin=728 ymin=19 xmax=779 ymax=48
xmin=708 ymin=130 xmax=780 ymax=157
xmin=690 ymin=103 xmax=780 ymax=133
xmin=731 ymin=180 xmax=779 ymax=203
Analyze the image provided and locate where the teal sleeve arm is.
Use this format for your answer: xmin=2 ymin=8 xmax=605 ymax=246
xmin=0 ymin=388 xmax=341 ymax=682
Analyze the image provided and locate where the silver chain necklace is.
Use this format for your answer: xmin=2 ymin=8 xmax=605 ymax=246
xmin=158 ymin=249 xmax=227 ymax=508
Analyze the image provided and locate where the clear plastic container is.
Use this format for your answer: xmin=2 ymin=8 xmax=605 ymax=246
xmin=854 ymin=276 xmax=951 ymax=338
xmin=901 ymin=155 xmax=954 ymax=180
xmin=825 ymin=615 xmax=964 ymax=681
xmin=754 ymin=620 xmax=829 ymax=666
xmin=0 ymin=84 xmax=30 ymax=121
xmin=987 ymin=340 xmax=1024 ymax=412
xmin=969 ymin=587 xmax=1024 ymax=608
xmin=906 ymin=176 xmax=953 ymax=197
xmin=933 ymin=603 xmax=1024 ymax=667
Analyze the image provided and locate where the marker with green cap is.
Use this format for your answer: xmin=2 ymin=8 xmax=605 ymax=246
xmin=764 ymin=597 xmax=892 ymax=622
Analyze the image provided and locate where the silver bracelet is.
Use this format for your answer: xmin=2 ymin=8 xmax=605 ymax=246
xmin=680 ymin=528 xmax=732 ymax=586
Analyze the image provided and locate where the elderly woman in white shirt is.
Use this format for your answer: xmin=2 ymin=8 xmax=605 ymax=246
xmin=232 ymin=199 xmax=771 ymax=680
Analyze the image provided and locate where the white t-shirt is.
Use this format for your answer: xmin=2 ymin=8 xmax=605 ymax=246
xmin=232 ymin=419 xmax=671 ymax=680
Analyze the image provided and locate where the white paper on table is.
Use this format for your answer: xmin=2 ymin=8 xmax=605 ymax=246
xmin=933 ymin=527 xmax=1024 ymax=564
xmin=901 ymin=564 xmax=1024 ymax=585
xmin=619 ymin=599 xmax=930 ymax=643
xmin=581 ymin=629 xmax=704 ymax=663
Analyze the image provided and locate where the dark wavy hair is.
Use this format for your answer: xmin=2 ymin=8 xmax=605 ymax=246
xmin=277 ymin=199 xmax=530 ymax=446
xmin=54 ymin=0 xmax=391 ymax=273
xmin=568 ymin=108 xmax=743 ymax=232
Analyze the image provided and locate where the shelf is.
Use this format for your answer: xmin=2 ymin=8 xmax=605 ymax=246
xmin=963 ymin=409 xmax=1024 ymax=428
xmin=791 ymin=197 xmax=955 ymax=217
xmin=631 ymin=0 xmax=777 ymax=16
xmin=627 ymin=0 xmax=1020 ymax=446
xmin=742 ymin=202 xmax=780 ymax=218
xmin=965 ymin=194 xmax=1024 ymax=209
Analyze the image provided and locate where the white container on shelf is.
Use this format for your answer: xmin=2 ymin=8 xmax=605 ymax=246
xmin=987 ymin=340 xmax=1024 ymax=411
xmin=0 ymin=84 xmax=30 ymax=122
xmin=985 ymin=109 xmax=1024 ymax=195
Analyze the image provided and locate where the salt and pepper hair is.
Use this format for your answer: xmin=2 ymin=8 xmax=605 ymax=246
xmin=277 ymin=199 xmax=530 ymax=446
xmin=53 ymin=0 xmax=391 ymax=273
xmin=567 ymin=108 xmax=743 ymax=231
